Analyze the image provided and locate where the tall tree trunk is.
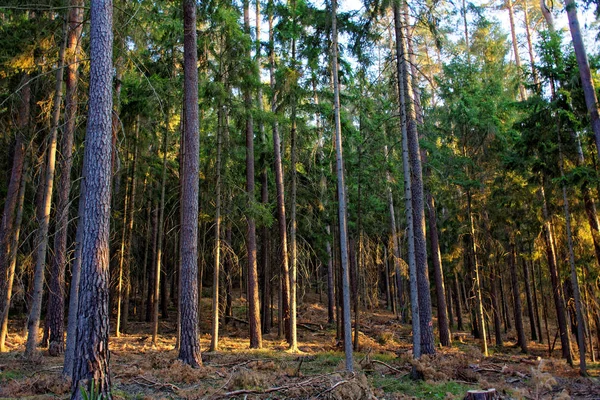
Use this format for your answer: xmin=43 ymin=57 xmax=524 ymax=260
xmin=326 ymin=226 xmax=335 ymax=323
xmin=210 ymin=103 xmax=224 ymax=352
xmin=289 ymin=27 xmax=299 ymax=353
xmin=152 ymin=112 xmax=169 ymax=346
xmin=541 ymin=183 xmax=573 ymax=363
xmin=453 ymin=272 xmax=464 ymax=331
xmin=332 ymin=0 xmax=354 ymax=371
xmin=26 ymin=19 xmax=68 ymax=358
xmin=531 ymin=259 xmax=543 ymax=343
xmin=491 ymin=263 xmax=503 ymax=347
xmin=257 ymin=0 xmax=270 ymax=336
xmin=564 ymin=0 xmax=600 ymax=159
xmin=147 ymin=200 xmax=159 ymax=322
xmin=558 ymin=142 xmax=587 ymax=374
xmin=394 ymin=2 xmax=435 ymax=355
xmin=115 ymin=163 xmax=130 ymax=338
xmin=506 ymin=0 xmax=526 ymax=100
xmin=466 ymin=191 xmax=488 ymax=355
xmin=178 ymin=0 xmax=202 ymax=368
xmin=0 ymin=150 xmax=27 ymax=352
xmin=47 ymin=0 xmax=84 ymax=356
xmin=243 ymin=0 xmax=262 ymax=350
xmin=121 ymin=118 xmax=139 ymax=332
xmin=70 ymin=0 xmax=113 ymax=396
xmin=509 ymin=242 xmax=528 ymax=353
xmin=268 ymin=2 xmax=291 ymax=342
xmin=522 ymin=0 xmax=540 ymax=91
xmin=522 ymin=256 xmax=538 ymax=341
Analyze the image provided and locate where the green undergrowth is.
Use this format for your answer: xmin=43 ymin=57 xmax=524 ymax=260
xmin=370 ymin=375 xmax=476 ymax=398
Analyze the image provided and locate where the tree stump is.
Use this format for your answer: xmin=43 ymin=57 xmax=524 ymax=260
xmin=464 ymin=389 xmax=498 ymax=400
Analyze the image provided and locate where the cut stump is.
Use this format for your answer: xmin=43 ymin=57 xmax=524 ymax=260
xmin=464 ymin=389 xmax=498 ymax=400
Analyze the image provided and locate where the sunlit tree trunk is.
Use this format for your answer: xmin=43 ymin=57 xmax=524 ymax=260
xmin=70 ymin=0 xmax=113 ymax=396
xmin=332 ymin=0 xmax=354 ymax=371
xmin=394 ymin=1 xmax=435 ymax=355
xmin=268 ymin=2 xmax=291 ymax=342
xmin=26 ymin=19 xmax=67 ymax=358
xmin=564 ymin=0 xmax=600 ymax=160
xmin=243 ymin=0 xmax=262 ymax=349
xmin=178 ymin=0 xmax=202 ymax=367
xmin=506 ymin=0 xmax=526 ymax=100
xmin=509 ymin=242 xmax=528 ymax=353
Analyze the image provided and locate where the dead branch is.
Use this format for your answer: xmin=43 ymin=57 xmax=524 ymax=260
xmin=371 ymin=359 xmax=406 ymax=375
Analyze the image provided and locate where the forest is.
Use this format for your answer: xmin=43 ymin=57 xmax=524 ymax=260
xmin=0 ymin=0 xmax=599 ymax=398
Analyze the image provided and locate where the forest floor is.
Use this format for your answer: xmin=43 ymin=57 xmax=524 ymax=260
xmin=0 ymin=292 xmax=599 ymax=399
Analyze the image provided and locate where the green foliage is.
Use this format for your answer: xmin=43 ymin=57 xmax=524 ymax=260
xmin=370 ymin=375 xmax=475 ymax=398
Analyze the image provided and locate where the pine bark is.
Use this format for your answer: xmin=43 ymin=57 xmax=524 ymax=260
xmin=178 ymin=0 xmax=202 ymax=367
xmin=522 ymin=256 xmax=538 ymax=341
xmin=506 ymin=0 xmax=526 ymax=100
xmin=394 ymin=2 xmax=435 ymax=355
xmin=70 ymin=0 xmax=113 ymax=396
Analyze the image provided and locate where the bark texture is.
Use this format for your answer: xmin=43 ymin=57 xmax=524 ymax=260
xmin=70 ymin=0 xmax=113 ymax=397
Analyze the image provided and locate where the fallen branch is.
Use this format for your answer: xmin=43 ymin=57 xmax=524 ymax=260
xmin=314 ymin=380 xmax=349 ymax=398
xmin=298 ymin=323 xmax=319 ymax=332
xmin=133 ymin=375 xmax=181 ymax=392
xmin=371 ymin=360 xmax=405 ymax=374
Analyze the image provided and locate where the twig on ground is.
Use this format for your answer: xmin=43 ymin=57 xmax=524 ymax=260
xmin=133 ymin=375 xmax=181 ymax=392
xmin=372 ymin=359 xmax=405 ymax=374
xmin=314 ymin=380 xmax=349 ymax=398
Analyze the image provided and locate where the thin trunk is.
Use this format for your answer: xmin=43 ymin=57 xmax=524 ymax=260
xmin=491 ymin=264 xmax=503 ymax=347
xmin=466 ymin=191 xmax=488 ymax=356
xmin=152 ymin=113 xmax=169 ymax=346
xmin=541 ymin=183 xmax=573 ymax=363
xmin=70 ymin=0 xmax=113 ymax=396
xmin=332 ymin=0 xmax=354 ymax=371
xmin=0 ymin=154 xmax=28 ymax=352
xmin=522 ymin=0 xmax=540 ymax=91
xmin=558 ymin=142 xmax=587 ymax=374
xmin=564 ymin=0 xmax=600 ymax=159
xmin=509 ymin=243 xmax=528 ymax=353
xmin=268 ymin=3 xmax=291 ymax=342
xmin=289 ymin=31 xmax=299 ymax=353
xmin=326 ymin=226 xmax=335 ymax=323
xmin=121 ymin=119 xmax=139 ymax=332
xmin=51 ymin=8 xmax=86 ymax=356
xmin=522 ymin=257 xmax=538 ymax=341
xmin=26 ymin=19 xmax=68 ymax=357
xmin=531 ymin=259 xmax=544 ymax=344
xmin=115 ymin=166 xmax=130 ymax=338
xmin=506 ymin=0 xmax=526 ymax=100
xmin=178 ymin=0 xmax=202 ymax=367
xmin=210 ymin=103 xmax=223 ymax=352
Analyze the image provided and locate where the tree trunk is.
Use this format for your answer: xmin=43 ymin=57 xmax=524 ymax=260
xmin=115 ymin=164 xmax=130 ymax=338
xmin=326 ymin=226 xmax=335 ymax=323
xmin=26 ymin=19 xmax=68 ymax=358
xmin=332 ymin=0 xmax=354 ymax=371
xmin=491 ymin=264 xmax=503 ymax=347
xmin=506 ymin=0 xmax=526 ymax=100
xmin=210 ymin=102 xmax=224 ymax=352
xmin=454 ymin=272 xmax=464 ymax=331
xmin=268 ymin=2 xmax=291 ymax=343
xmin=243 ymin=0 xmax=262 ymax=350
xmin=558 ymin=143 xmax=587 ymax=374
xmin=564 ymin=0 xmax=600 ymax=160
xmin=46 ymin=1 xmax=84 ymax=356
xmin=178 ymin=0 xmax=202 ymax=368
xmin=70 ymin=0 xmax=113 ymax=396
xmin=394 ymin=2 xmax=435 ymax=355
xmin=121 ymin=119 xmax=139 ymax=332
xmin=509 ymin=243 xmax=528 ymax=353
xmin=531 ymin=260 xmax=543 ymax=343
xmin=522 ymin=256 xmax=538 ymax=341
xmin=541 ymin=183 xmax=573 ymax=363
xmin=152 ymin=111 xmax=169 ymax=346
xmin=522 ymin=0 xmax=540 ymax=91
xmin=466 ymin=191 xmax=488 ymax=356
xmin=0 ymin=150 xmax=27 ymax=353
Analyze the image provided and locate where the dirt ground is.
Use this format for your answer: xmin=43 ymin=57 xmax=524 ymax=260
xmin=1 ymin=293 xmax=599 ymax=399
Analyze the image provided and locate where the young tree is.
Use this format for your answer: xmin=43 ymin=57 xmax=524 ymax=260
xmin=70 ymin=0 xmax=114 ymax=396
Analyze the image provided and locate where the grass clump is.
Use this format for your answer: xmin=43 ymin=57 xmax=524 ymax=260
xmin=371 ymin=375 xmax=474 ymax=399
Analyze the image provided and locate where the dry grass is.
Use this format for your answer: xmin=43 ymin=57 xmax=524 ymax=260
xmin=1 ymin=292 xmax=598 ymax=399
